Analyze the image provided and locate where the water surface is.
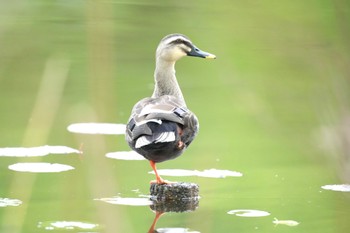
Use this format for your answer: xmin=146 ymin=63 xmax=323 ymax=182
xmin=0 ymin=1 xmax=350 ymax=233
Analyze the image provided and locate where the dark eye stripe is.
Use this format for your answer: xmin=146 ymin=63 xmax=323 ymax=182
xmin=170 ymin=38 xmax=192 ymax=49
xmin=182 ymin=40 xmax=192 ymax=48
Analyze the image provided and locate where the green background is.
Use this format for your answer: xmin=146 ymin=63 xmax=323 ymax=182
xmin=0 ymin=0 xmax=350 ymax=232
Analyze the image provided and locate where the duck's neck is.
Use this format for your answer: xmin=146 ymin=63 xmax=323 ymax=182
xmin=152 ymin=58 xmax=186 ymax=106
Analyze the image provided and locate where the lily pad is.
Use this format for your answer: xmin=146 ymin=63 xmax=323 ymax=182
xmin=8 ymin=162 xmax=74 ymax=173
xmin=321 ymin=184 xmax=350 ymax=192
xmin=95 ymin=197 xmax=153 ymax=206
xmin=37 ymin=221 xmax=100 ymax=231
xmin=0 ymin=198 xmax=22 ymax=207
xmin=0 ymin=145 xmax=80 ymax=157
xmin=227 ymin=209 xmax=270 ymax=217
xmin=67 ymin=123 xmax=126 ymax=135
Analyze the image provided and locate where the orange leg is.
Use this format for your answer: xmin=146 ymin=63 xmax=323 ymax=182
xmin=149 ymin=161 xmax=175 ymax=184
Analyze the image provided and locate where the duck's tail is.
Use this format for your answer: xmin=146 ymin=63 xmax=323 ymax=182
xmin=126 ymin=120 xmax=184 ymax=162
xmin=133 ymin=121 xmax=178 ymax=148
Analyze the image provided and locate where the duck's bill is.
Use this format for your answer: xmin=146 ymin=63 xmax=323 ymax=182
xmin=187 ymin=45 xmax=216 ymax=59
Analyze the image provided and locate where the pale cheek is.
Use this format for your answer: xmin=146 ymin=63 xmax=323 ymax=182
xmin=160 ymin=48 xmax=187 ymax=61
xmin=170 ymin=49 xmax=187 ymax=60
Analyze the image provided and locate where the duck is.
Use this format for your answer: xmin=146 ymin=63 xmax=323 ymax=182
xmin=125 ymin=33 xmax=216 ymax=184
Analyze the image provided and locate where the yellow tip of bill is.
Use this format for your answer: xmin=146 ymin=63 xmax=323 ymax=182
xmin=205 ymin=54 xmax=216 ymax=59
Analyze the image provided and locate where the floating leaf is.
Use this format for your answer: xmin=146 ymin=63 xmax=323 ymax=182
xmin=37 ymin=221 xmax=100 ymax=231
xmin=321 ymin=184 xmax=350 ymax=192
xmin=0 ymin=198 xmax=22 ymax=207
xmin=273 ymin=218 xmax=299 ymax=226
xmin=227 ymin=209 xmax=270 ymax=217
xmin=0 ymin=145 xmax=80 ymax=157
xmin=95 ymin=197 xmax=153 ymax=206
xmin=149 ymin=168 xmax=243 ymax=178
xmin=67 ymin=123 xmax=126 ymax=135
xmin=9 ymin=162 xmax=74 ymax=173
xmin=105 ymin=151 xmax=145 ymax=160
xmin=156 ymin=228 xmax=200 ymax=233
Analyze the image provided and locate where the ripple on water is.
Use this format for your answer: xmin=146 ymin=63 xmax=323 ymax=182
xmin=37 ymin=221 xmax=100 ymax=231
xmin=0 ymin=145 xmax=80 ymax=157
xmin=321 ymin=184 xmax=350 ymax=192
xmin=67 ymin=122 xmax=126 ymax=135
xmin=227 ymin=209 xmax=270 ymax=217
xmin=8 ymin=162 xmax=74 ymax=173
xmin=0 ymin=198 xmax=22 ymax=207
xmin=149 ymin=168 xmax=243 ymax=178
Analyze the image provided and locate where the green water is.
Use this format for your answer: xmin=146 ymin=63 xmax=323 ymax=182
xmin=1 ymin=1 xmax=350 ymax=232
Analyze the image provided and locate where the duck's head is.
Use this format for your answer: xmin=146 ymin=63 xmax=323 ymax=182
xmin=156 ymin=33 xmax=216 ymax=62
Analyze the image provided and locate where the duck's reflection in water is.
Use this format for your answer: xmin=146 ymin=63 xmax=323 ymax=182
xmin=148 ymin=192 xmax=199 ymax=233
xmin=95 ymin=184 xmax=200 ymax=232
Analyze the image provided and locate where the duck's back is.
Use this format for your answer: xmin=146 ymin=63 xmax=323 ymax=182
xmin=125 ymin=95 xmax=199 ymax=163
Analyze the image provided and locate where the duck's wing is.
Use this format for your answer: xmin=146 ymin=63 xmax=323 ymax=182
xmin=126 ymin=95 xmax=199 ymax=148
xmin=180 ymin=107 xmax=199 ymax=147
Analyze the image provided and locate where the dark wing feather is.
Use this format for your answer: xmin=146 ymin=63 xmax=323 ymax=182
xmin=125 ymin=95 xmax=199 ymax=149
xmin=181 ymin=111 xmax=199 ymax=147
